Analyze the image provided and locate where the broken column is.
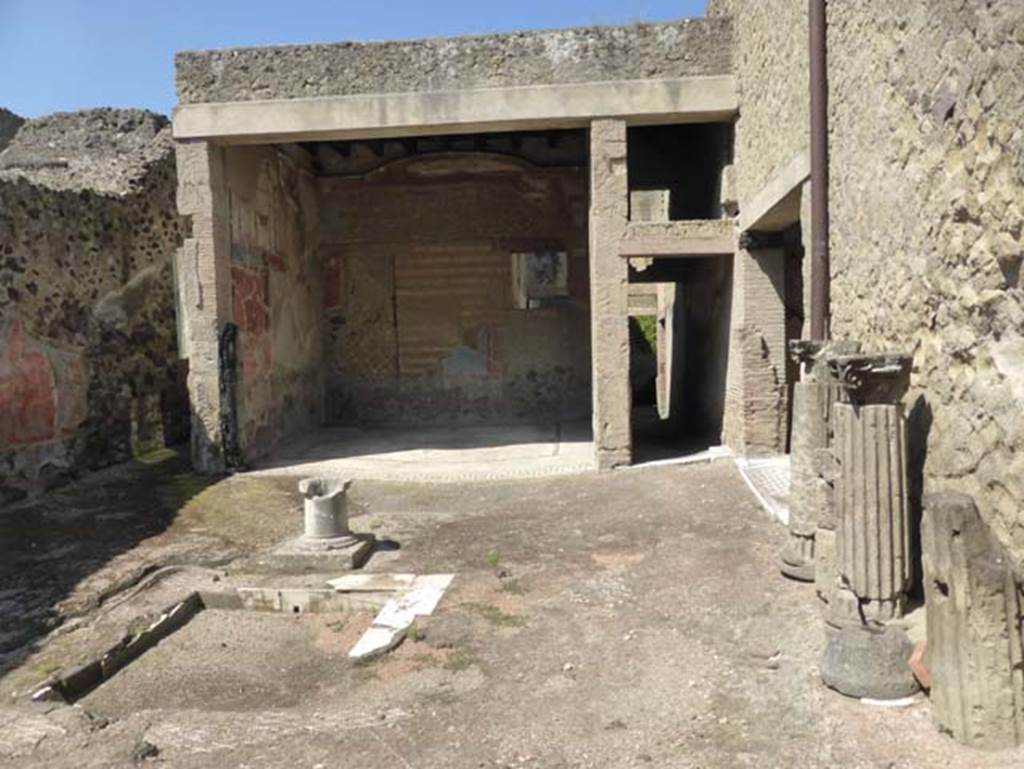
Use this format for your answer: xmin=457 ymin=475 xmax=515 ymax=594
xmin=781 ymin=340 xmax=859 ymax=584
xmin=270 ymin=476 xmax=371 ymax=569
xmin=780 ymin=340 xmax=830 ymax=581
xmin=922 ymin=492 xmax=1024 ymax=749
xmin=826 ymin=351 xmax=913 ymax=626
xmin=818 ymin=351 xmax=921 ymax=700
xmin=298 ymin=477 xmax=356 ymax=550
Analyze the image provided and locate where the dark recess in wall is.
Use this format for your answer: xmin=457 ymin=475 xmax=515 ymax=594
xmin=627 ymin=123 xmax=733 ymax=220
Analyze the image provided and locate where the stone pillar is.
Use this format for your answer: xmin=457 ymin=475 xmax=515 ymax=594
xmin=588 ymin=119 xmax=631 ymax=470
xmin=922 ymin=492 xmax=1024 ymax=749
xmin=722 ymin=246 xmax=787 ymax=455
xmin=780 ymin=340 xmax=829 ymax=581
xmin=175 ymin=140 xmax=232 ymax=472
xmin=825 ymin=352 xmax=913 ymax=626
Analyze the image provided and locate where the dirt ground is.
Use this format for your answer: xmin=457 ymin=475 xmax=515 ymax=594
xmin=1 ymin=451 xmax=1022 ymax=768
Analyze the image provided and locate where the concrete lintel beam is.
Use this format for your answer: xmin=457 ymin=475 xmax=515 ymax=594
xmin=173 ymin=76 xmax=738 ymax=145
xmin=618 ymin=223 xmax=734 ymax=258
xmin=737 ymin=149 xmax=810 ymax=233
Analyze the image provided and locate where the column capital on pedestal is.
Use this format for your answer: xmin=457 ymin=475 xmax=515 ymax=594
xmin=826 ymin=352 xmax=912 ymax=405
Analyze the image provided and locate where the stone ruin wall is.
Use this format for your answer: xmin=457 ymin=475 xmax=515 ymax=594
xmin=0 ymin=110 xmax=187 ymax=503
xmin=319 ymin=152 xmax=590 ymax=426
xmin=0 ymin=109 xmax=24 ymax=154
xmin=174 ymin=19 xmax=733 ymax=104
xmin=707 ymin=0 xmax=808 ymax=456
xmin=827 ymin=2 xmax=1024 ymax=569
xmin=707 ymin=0 xmax=809 ymax=208
xmin=222 ymin=145 xmax=323 ymax=462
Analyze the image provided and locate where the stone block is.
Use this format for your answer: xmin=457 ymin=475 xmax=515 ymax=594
xmin=629 ymin=189 xmax=670 ymax=222
xmin=821 ymin=623 xmax=920 ymax=700
xmin=922 ymin=492 xmax=1024 ymax=749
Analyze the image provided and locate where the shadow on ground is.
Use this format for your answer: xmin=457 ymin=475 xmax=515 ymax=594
xmin=0 ymin=449 xmax=219 ymax=681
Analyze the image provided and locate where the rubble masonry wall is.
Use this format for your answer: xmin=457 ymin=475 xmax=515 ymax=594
xmin=827 ymin=2 xmax=1024 ymax=567
xmin=707 ymin=0 xmax=809 ymax=208
xmin=0 ymin=111 xmax=187 ymax=503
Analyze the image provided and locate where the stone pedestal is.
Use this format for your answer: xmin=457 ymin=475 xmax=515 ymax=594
xmin=270 ymin=477 xmax=372 ymax=570
xmin=922 ymin=492 xmax=1024 ymax=749
xmin=825 ymin=352 xmax=912 ymax=627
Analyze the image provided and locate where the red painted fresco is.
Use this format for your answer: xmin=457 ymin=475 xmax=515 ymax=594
xmin=231 ymin=264 xmax=269 ymax=336
xmin=53 ymin=352 xmax=88 ymax=438
xmin=266 ymin=251 xmax=287 ymax=273
xmin=0 ymin=320 xmax=58 ymax=447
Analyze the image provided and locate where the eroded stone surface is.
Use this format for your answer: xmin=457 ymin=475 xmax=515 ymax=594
xmin=0 ymin=110 xmax=187 ymax=502
xmin=175 ymin=20 xmax=733 ymax=104
xmin=821 ymin=623 xmax=920 ymax=700
xmin=922 ymin=492 xmax=1024 ymax=750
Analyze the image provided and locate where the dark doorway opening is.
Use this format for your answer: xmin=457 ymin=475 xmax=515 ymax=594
xmin=628 ymin=257 xmax=733 ymax=463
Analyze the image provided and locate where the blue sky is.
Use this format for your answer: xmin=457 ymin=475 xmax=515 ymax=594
xmin=0 ymin=1 xmax=709 ymax=119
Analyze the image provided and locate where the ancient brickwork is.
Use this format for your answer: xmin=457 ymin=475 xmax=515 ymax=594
xmin=0 ymin=109 xmax=187 ymax=502
xmin=827 ymin=2 xmax=1024 ymax=568
xmin=707 ymin=0 xmax=808 ymax=209
xmin=175 ymin=20 xmax=733 ymax=105
xmin=722 ymin=248 xmax=787 ymax=454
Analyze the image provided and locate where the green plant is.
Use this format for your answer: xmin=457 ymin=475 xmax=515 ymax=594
xmin=499 ymin=578 xmax=526 ymax=595
xmin=634 ymin=315 xmax=659 ymax=350
xmin=464 ymin=602 xmax=526 ymax=628
xmin=443 ymin=647 xmax=480 ymax=672
xmin=485 ymin=549 xmax=500 ymax=568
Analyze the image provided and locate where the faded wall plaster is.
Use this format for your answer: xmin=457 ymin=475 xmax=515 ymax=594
xmin=224 ymin=145 xmax=322 ymax=459
xmin=319 ymin=152 xmax=590 ymax=425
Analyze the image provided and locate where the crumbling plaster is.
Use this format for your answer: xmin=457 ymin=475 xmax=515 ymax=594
xmin=827 ymin=1 xmax=1024 ymax=570
xmin=319 ymin=152 xmax=590 ymax=425
xmin=0 ymin=110 xmax=187 ymax=502
xmin=223 ymin=145 xmax=323 ymax=460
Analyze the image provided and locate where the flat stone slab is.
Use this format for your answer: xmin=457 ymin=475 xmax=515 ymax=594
xmin=254 ymin=535 xmax=374 ymax=573
xmin=326 ymin=573 xmax=417 ymax=592
xmin=348 ymin=575 xmax=455 ymax=661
